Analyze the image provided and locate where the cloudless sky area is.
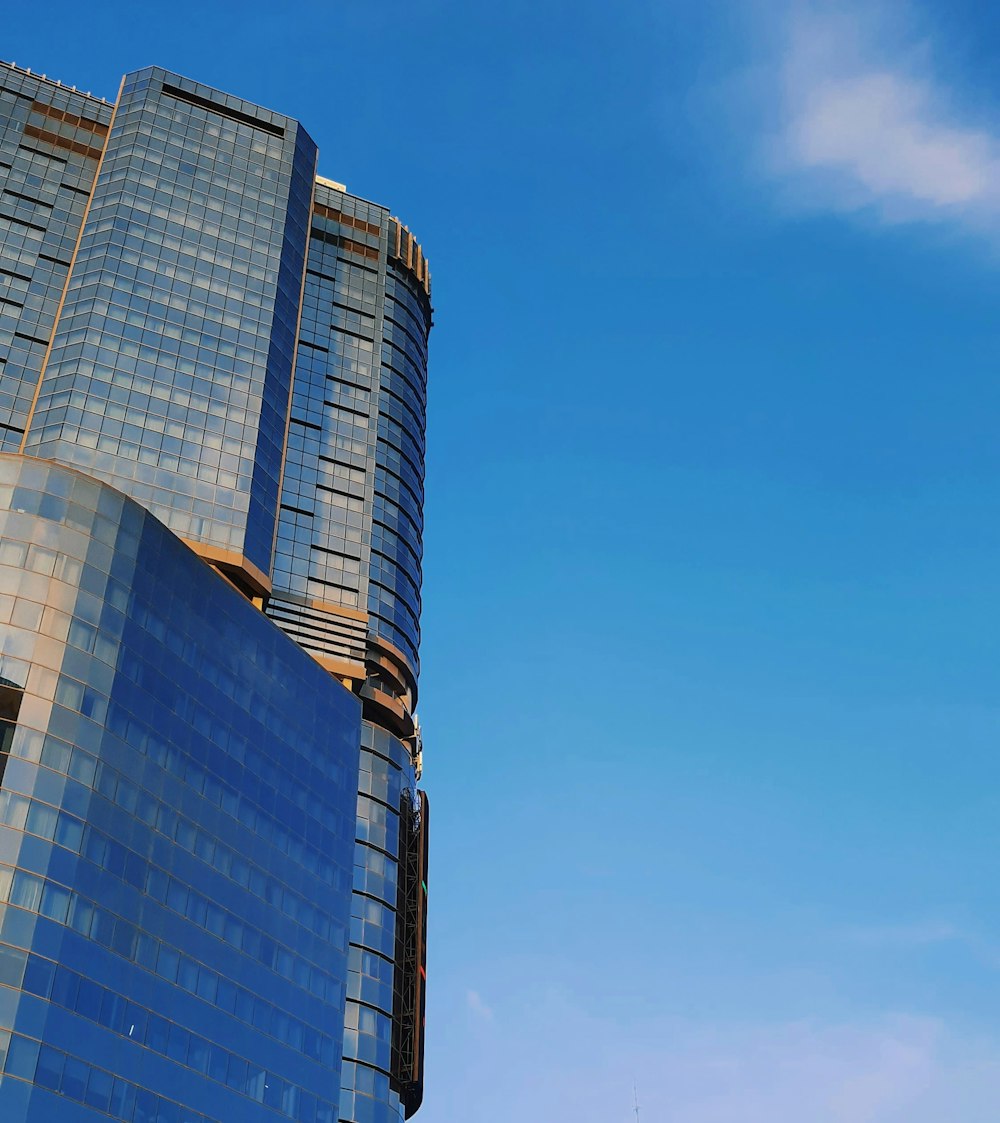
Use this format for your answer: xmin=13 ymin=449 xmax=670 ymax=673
xmin=7 ymin=1 xmax=1000 ymax=1119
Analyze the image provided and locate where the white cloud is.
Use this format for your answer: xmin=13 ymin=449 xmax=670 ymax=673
xmin=842 ymin=920 xmax=962 ymax=947
xmin=465 ymin=988 xmax=494 ymax=1021
xmin=425 ymin=988 xmax=1000 ymax=1123
xmin=840 ymin=920 xmax=1000 ymax=969
xmin=766 ymin=2 xmax=1000 ymax=231
xmin=644 ymin=1014 xmax=940 ymax=1123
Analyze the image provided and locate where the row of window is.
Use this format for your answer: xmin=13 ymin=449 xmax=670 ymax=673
xmin=349 ymin=892 xmax=397 ymax=961
xmin=347 ymin=944 xmax=395 ymax=1015
xmin=0 ymin=864 xmax=339 ymax=1062
xmin=38 ymin=427 xmax=251 ymax=495
xmin=341 ymin=1020 xmax=391 ymax=1080
xmin=135 ymin=80 xmax=286 ymax=136
xmin=72 ymin=297 xmax=275 ymax=354
xmin=59 ymin=271 xmax=274 ymax=335
xmin=338 ymin=1085 xmax=405 ymax=1123
xmin=40 ymin=407 xmax=257 ymax=472
xmin=374 ymin=458 xmax=422 ymax=538
xmin=353 ymin=850 xmax=398 ymax=910
xmin=341 ymin=1060 xmax=393 ymax=1108
xmin=383 ymin=295 xmax=429 ymax=353
xmin=1 ymin=1030 xmax=219 ymax=1123
xmin=0 ymin=945 xmax=337 ymax=1120
xmin=372 ymin=491 xmax=422 ymax=561
xmin=312 ymin=189 xmax=385 ymax=231
xmin=376 ymin=373 xmax=426 ymax=449
xmin=0 ymin=772 xmax=342 ymax=954
xmin=38 ymin=379 xmax=265 ymax=436
xmin=97 ymin=173 xmax=285 ymax=231
xmin=0 ymin=552 xmax=352 ymax=879
xmin=371 ymin=523 xmax=421 ymax=596
xmin=375 ymin=408 xmax=424 ymax=478
xmin=0 ymin=534 xmax=354 ymax=822
xmin=0 ymin=77 xmax=110 ymax=126
xmin=104 ymin=133 xmax=286 ymax=199
xmin=0 ymin=183 xmax=82 ymax=234
xmin=14 ymin=701 xmax=350 ymax=917
xmin=109 ymin=653 xmax=353 ymax=849
xmin=373 ymin=466 xmax=423 ymax=540
xmin=364 ymin=616 xmax=417 ymax=682
xmin=85 ymin=200 xmax=286 ymax=264
xmin=114 ymin=109 xmax=285 ymax=163
xmin=297 ymin=350 xmax=374 ymax=389
xmin=66 ymin=248 xmax=277 ymax=311
xmin=386 ymin=259 xmax=432 ymax=319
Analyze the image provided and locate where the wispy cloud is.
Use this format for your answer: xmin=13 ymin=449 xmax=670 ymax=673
xmin=764 ymin=2 xmax=1000 ymax=232
xmin=842 ymin=920 xmax=963 ymax=947
xmin=466 ymin=988 xmax=494 ymax=1021
xmin=842 ymin=919 xmax=1000 ymax=970
xmin=430 ymin=986 xmax=1000 ymax=1123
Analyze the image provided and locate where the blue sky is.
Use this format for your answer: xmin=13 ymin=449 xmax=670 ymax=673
xmin=8 ymin=1 xmax=1000 ymax=1119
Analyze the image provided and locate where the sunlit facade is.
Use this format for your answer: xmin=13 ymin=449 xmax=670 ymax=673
xmin=0 ymin=59 xmax=431 ymax=1123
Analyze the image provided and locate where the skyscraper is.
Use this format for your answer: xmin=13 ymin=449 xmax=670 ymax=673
xmin=0 ymin=60 xmax=430 ymax=1123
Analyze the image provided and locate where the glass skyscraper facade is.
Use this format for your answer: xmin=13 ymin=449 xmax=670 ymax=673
xmin=0 ymin=455 xmax=357 ymax=1123
xmin=0 ymin=59 xmax=431 ymax=1123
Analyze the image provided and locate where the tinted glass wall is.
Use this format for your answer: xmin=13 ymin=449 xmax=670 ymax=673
xmin=22 ymin=68 xmax=316 ymax=580
xmin=0 ymin=64 xmax=112 ymax=452
xmin=340 ymin=722 xmax=419 ymax=1123
xmin=0 ymin=454 xmax=359 ymax=1122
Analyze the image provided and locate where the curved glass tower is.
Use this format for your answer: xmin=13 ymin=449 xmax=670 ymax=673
xmin=264 ymin=177 xmax=432 ymax=1123
xmin=0 ymin=59 xmax=432 ymax=1123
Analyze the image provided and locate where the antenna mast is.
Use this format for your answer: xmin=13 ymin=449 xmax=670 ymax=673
xmin=633 ymin=1083 xmax=640 ymax=1123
